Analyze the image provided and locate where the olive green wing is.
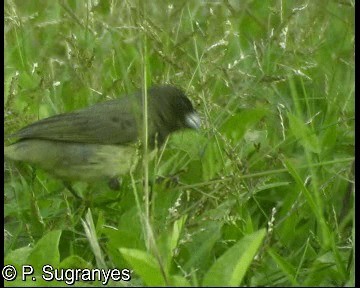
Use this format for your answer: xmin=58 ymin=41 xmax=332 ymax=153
xmin=11 ymin=99 xmax=141 ymax=145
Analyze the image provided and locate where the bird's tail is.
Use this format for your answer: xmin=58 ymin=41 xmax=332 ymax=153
xmin=4 ymin=144 xmax=22 ymax=161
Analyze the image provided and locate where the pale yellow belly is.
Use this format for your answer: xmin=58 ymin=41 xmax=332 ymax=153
xmin=4 ymin=139 xmax=138 ymax=182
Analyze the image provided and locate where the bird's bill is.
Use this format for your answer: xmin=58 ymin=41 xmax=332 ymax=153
xmin=185 ymin=112 xmax=201 ymax=130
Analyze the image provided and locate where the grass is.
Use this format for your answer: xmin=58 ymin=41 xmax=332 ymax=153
xmin=4 ymin=0 xmax=354 ymax=286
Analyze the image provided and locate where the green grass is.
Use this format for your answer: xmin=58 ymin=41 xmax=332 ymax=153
xmin=4 ymin=0 xmax=354 ymax=286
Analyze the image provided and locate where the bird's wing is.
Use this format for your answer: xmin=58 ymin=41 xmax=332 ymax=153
xmin=11 ymin=98 xmax=140 ymax=144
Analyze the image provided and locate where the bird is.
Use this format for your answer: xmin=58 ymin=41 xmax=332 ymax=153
xmin=4 ymin=85 xmax=200 ymax=195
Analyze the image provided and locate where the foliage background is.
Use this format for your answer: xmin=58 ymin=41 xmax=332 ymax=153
xmin=4 ymin=0 xmax=354 ymax=286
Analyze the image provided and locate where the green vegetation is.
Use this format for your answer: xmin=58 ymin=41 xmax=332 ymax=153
xmin=4 ymin=0 xmax=354 ymax=286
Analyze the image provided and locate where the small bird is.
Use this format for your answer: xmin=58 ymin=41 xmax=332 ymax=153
xmin=4 ymin=85 xmax=200 ymax=192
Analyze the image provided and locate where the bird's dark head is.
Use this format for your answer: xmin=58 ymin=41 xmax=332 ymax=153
xmin=147 ymin=85 xmax=201 ymax=145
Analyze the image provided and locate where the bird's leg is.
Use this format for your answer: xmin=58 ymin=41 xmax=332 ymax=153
xmin=155 ymin=169 xmax=185 ymax=188
xmin=63 ymin=181 xmax=82 ymax=200
xmin=31 ymin=166 xmax=37 ymax=183
xmin=107 ymin=177 xmax=122 ymax=190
